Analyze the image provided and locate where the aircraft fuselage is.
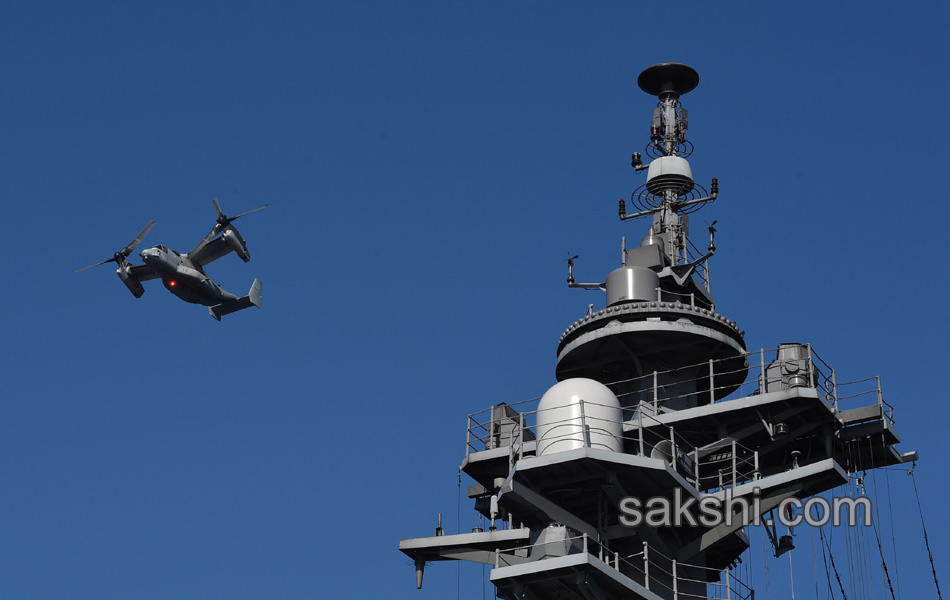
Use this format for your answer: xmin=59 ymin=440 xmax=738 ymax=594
xmin=139 ymin=245 xmax=239 ymax=306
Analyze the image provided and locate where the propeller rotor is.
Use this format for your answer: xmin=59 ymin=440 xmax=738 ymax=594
xmin=213 ymin=198 xmax=267 ymax=227
xmin=75 ymin=221 xmax=156 ymax=272
xmin=198 ymin=199 xmax=267 ymax=247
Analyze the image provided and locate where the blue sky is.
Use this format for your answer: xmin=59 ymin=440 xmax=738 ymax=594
xmin=1 ymin=2 xmax=947 ymax=598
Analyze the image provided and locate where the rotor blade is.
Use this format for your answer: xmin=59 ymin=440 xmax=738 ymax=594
xmin=213 ymin=198 xmax=224 ymax=219
xmin=120 ymin=221 xmax=156 ymax=257
xmin=197 ymin=223 xmax=224 ymax=247
xmin=75 ymin=257 xmax=116 ymax=272
xmin=228 ymin=204 xmax=268 ymax=222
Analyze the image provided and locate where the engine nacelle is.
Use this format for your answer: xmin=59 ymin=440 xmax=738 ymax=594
xmin=116 ymin=261 xmax=145 ymax=298
xmin=222 ymin=227 xmax=251 ymax=262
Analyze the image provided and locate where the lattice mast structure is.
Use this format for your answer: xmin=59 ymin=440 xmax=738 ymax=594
xmin=400 ymin=63 xmax=916 ymax=600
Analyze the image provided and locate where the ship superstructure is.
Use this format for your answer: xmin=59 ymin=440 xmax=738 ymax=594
xmin=399 ymin=63 xmax=917 ymax=600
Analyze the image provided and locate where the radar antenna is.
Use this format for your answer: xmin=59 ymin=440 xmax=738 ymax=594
xmin=620 ymin=63 xmax=719 ymax=267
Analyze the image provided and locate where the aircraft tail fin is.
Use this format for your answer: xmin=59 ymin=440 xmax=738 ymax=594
xmin=208 ymin=278 xmax=263 ymax=321
xmin=248 ymin=277 xmax=262 ymax=308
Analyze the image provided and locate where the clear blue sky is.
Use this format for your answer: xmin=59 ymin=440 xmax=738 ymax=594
xmin=1 ymin=2 xmax=946 ymax=598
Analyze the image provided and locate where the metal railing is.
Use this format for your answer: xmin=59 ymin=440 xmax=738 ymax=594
xmin=467 ymin=396 xmax=762 ymax=492
xmin=655 ymin=287 xmax=715 ymax=310
xmin=834 ymin=375 xmax=894 ymax=420
xmin=465 ymin=344 xmax=894 ymax=470
xmin=698 ymin=439 xmax=760 ymax=491
xmin=466 ymin=397 xmax=540 ymax=456
xmin=607 ymin=343 xmax=836 ymax=414
xmin=494 ymin=397 xmax=706 ymax=488
xmin=492 ymin=532 xmax=754 ymax=600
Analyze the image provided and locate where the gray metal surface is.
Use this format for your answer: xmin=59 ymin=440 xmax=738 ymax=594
xmin=605 ymin=265 xmax=659 ymax=305
xmin=398 ymin=63 xmax=916 ymax=600
xmin=77 ymin=199 xmax=266 ymax=320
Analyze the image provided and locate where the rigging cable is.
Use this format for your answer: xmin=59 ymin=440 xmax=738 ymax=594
xmin=871 ymin=522 xmax=897 ymax=600
xmin=762 ymin=526 xmax=772 ymax=600
xmin=788 ymin=545 xmax=796 ymax=600
xmin=746 ymin=525 xmax=755 ymax=589
xmin=810 ymin=522 xmax=821 ymax=599
xmin=844 ymin=470 xmax=860 ymax=597
xmin=821 ymin=524 xmax=849 ymax=600
xmin=869 ymin=434 xmax=897 ymax=600
xmin=885 ymin=466 xmax=901 ymax=597
xmin=481 ymin=513 xmax=486 ymax=600
xmin=845 ymin=452 xmax=859 ymax=597
xmin=819 ymin=523 xmax=837 ymax=600
xmin=911 ymin=466 xmax=944 ymax=600
xmin=869 ymin=436 xmax=887 ymax=598
xmin=852 ymin=466 xmax=872 ymax=599
xmin=859 ymin=472 xmax=876 ymax=600
xmin=744 ymin=528 xmax=751 ymax=599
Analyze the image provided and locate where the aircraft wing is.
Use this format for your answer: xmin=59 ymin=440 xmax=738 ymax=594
xmin=129 ymin=264 xmax=161 ymax=281
xmin=188 ymin=236 xmax=233 ymax=268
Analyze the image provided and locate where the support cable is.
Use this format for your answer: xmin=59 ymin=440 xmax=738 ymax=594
xmin=788 ymin=547 xmax=796 ymax=600
xmin=853 ymin=467 xmax=872 ymax=600
xmin=845 ymin=474 xmax=859 ymax=598
xmin=481 ymin=512 xmax=486 ymax=600
xmin=885 ymin=466 xmax=901 ymax=597
xmin=821 ymin=525 xmax=849 ymax=600
xmin=859 ymin=472 xmax=875 ymax=600
xmin=871 ymin=523 xmax=897 ymax=600
xmin=751 ymin=525 xmax=757 ymax=594
xmin=810 ymin=524 xmax=821 ymax=599
xmin=866 ymin=437 xmax=885 ymax=600
xmin=819 ymin=523 xmax=837 ymax=600
xmin=869 ymin=437 xmax=885 ymax=595
xmin=911 ymin=467 xmax=943 ymax=600
xmin=845 ymin=453 xmax=859 ymax=596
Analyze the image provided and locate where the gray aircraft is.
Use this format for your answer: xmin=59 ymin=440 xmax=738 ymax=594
xmin=77 ymin=199 xmax=266 ymax=320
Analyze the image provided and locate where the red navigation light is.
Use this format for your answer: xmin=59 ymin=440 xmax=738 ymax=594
xmin=169 ymin=280 xmax=176 ymax=287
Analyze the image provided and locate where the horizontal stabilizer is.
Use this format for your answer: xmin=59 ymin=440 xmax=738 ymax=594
xmin=209 ymin=278 xmax=263 ymax=321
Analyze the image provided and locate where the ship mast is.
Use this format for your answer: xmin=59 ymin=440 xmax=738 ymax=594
xmin=400 ymin=63 xmax=916 ymax=600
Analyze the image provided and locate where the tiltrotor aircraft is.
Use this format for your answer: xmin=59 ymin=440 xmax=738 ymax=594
xmin=77 ymin=199 xmax=266 ymax=320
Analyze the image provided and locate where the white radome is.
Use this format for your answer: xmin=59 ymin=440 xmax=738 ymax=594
xmin=536 ymin=378 xmax=623 ymax=456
